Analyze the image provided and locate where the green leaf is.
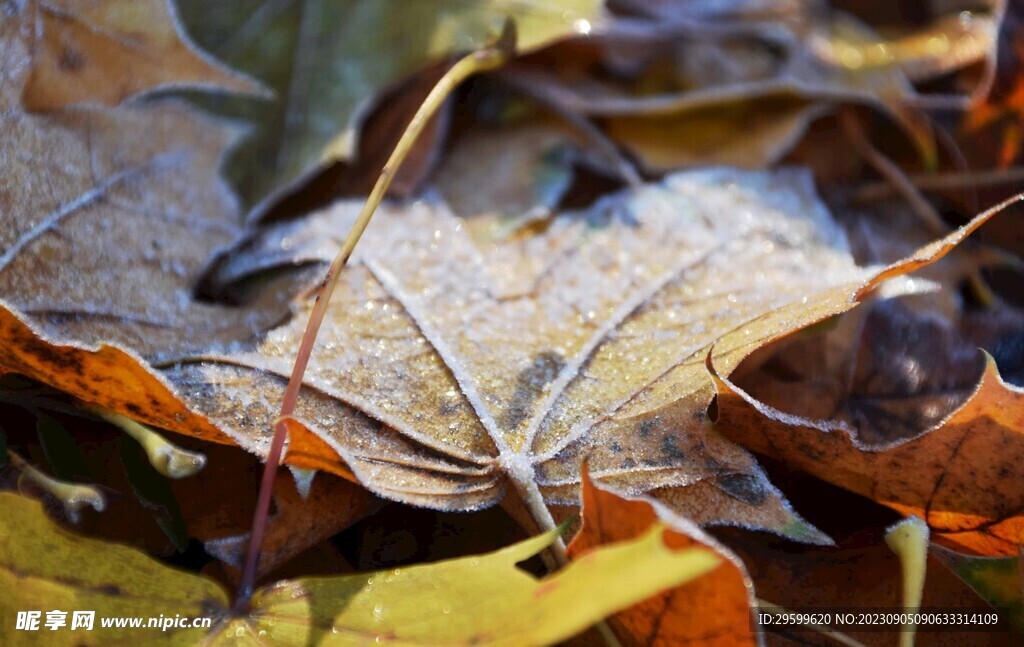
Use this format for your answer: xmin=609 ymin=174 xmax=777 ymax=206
xmin=0 ymin=491 xmax=720 ymax=645
xmin=174 ymin=0 xmax=603 ymax=216
xmin=118 ymin=435 xmax=190 ymax=553
xmin=933 ymin=545 xmax=1024 ymax=632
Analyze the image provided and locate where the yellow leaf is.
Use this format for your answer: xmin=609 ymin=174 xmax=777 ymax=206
xmin=0 ymin=492 xmax=721 ymax=646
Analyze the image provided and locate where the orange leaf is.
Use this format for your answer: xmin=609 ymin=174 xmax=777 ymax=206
xmin=714 ymin=355 xmax=1024 ymax=556
xmin=568 ymin=469 xmax=758 ymax=646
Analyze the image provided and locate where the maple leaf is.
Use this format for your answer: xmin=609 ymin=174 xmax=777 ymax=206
xmin=165 ymin=168 xmax=1005 ymax=542
xmin=173 ymin=0 xmax=605 ymax=216
xmin=20 ymin=0 xmax=263 ymax=110
xmin=0 ymin=491 xmax=722 ymax=646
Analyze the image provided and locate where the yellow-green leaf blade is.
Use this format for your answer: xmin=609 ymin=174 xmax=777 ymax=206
xmin=0 ymin=492 xmax=229 ymax=646
xmin=233 ymin=526 xmax=719 ymax=646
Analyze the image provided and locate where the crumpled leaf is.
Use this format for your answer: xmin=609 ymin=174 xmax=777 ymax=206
xmin=175 ymin=0 xmax=604 ymax=217
xmin=568 ymin=468 xmax=758 ymax=646
xmin=170 ymin=167 xmax=1006 ymax=542
xmin=21 ymin=0 xmax=262 ymax=110
xmin=735 ymin=298 xmax=1024 ymax=446
xmin=715 ymin=351 xmax=1024 ymax=556
xmin=0 ymin=490 xmax=723 ymax=646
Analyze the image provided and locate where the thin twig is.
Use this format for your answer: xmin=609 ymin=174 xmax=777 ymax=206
xmin=233 ymin=28 xmax=516 ymax=610
xmin=840 ymin=110 xmax=947 ymax=236
xmin=853 ymin=166 xmax=1024 ymax=203
xmin=501 ymin=69 xmax=644 ymax=189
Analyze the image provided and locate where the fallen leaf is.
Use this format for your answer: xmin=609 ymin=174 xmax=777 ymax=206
xmin=714 ymin=352 xmax=1024 ymax=556
xmin=0 ymin=490 xmax=724 ymax=646
xmin=0 ymin=492 xmax=227 ymax=646
xmin=174 ymin=0 xmax=605 ymax=217
xmin=965 ymin=0 xmax=1024 ymax=166
xmin=0 ymin=14 xmax=311 ymax=461
xmin=506 ymin=0 xmax=964 ymax=171
xmin=169 ymin=168 xmax=1008 ymax=541
xmin=21 ymin=0 xmax=262 ymax=110
xmin=568 ymin=468 xmax=758 ymax=646
xmin=0 ymin=12 xmax=290 ymax=358
xmin=605 ymin=95 xmax=824 ymax=172
xmin=735 ymin=298 xmax=1024 ymax=446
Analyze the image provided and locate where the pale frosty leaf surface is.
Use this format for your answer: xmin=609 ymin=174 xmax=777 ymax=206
xmin=167 ymin=168 xmax=873 ymax=539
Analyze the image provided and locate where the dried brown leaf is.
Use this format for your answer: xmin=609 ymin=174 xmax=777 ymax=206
xmin=715 ymin=351 xmax=1024 ymax=556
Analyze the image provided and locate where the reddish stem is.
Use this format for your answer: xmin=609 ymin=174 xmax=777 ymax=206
xmin=233 ymin=35 xmax=514 ymax=610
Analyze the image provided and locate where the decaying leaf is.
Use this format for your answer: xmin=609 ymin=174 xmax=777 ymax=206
xmin=715 ymin=352 xmax=1024 ymax=556
xmin=433 ymin=123 xmax=579 ymax=237
xmin=0 ymin=11 xmax=293 ymax=357
xmin=0 ymin=491 xmax=724 ymax=646
xmin=735 ymin=298 xmax=1024 ymax=446
xmin=20 ymin=0 xmax=262 ymax=110
xmin=568 ymin=469 xmax=758 ymax=646
xmin=174 ymin=0 xmax=605 ymax=216
xmin=604 ymin=96 xmax=824 ymax=173
xmin=966 ymin=0 xmax=1024 ymax=164
xmin=168 ymin=168 xmax=1009 ymax=542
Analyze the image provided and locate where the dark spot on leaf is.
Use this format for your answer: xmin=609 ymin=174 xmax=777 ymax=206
xmin=660 ymin=435 xmax=685 ymax=461
xmin=99 ymin=583 xmax=122 ymax=595
xmin=715 ymin=473 xmax=769 ymax=506
xmin=59 ymin=45 xmax=85 ymax=72
xmin=499 ymin=351 xmax=564 ymax=430
xmin=637 ymin=420 xmax=654 ymax=438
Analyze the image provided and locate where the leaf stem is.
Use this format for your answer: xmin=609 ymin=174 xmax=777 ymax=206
xmin=234 ymin=30 xmax=515 ymax=610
